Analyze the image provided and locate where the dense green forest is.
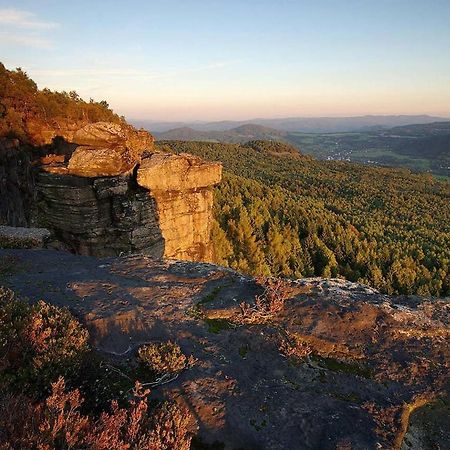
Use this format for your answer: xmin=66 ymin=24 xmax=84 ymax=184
xmin=158 ymin=140 xmax=450 ymax=297
xmin=0 ymin=64 xmax=121 ymax=140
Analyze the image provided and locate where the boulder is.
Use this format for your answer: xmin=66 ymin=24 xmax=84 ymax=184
xmin=67 ymin=146 xmax=136 ymax=177
xmin=136 ymin=152 xmax=222 ymax=191
xmin=0 ymin=225 xmax=50 ymax=248
xmin=66 ymin=122 xmax=154 ymax=177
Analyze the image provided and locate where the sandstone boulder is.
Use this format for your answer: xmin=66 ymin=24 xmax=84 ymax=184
xmin=136 ymin=152 xmax=222 ymax=191
xmin=67 ymin=146 xmax=136 ymax=177
xmin=72 ymin=122 xmax=154 ymax=151
xmin=66 ymin=122 xmax=154 ymax=177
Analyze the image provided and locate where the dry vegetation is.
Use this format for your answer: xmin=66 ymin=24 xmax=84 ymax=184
xmin=138 ymin=341 xmax=194 ymax=376
xmin=0 ymin=287 xmax=195 ymax=449
xmin=237 ymin=277 xmax=290 ymax=324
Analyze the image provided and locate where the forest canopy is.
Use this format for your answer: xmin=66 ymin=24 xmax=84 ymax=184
xmin=158 ymin=140 xmax=450 ymax=297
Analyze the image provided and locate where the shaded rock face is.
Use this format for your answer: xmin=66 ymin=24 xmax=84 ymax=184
xmin=2 ymin=249 xmax=448 ymax=450
xmin=0 ymin=138 xmax=35 ymax=226
xmin=35 ymin=172 xmax=164 ymax=257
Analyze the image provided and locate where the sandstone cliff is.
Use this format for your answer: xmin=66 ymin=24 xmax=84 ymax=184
xmin=1 ymin=121 xmax=222 ymax=262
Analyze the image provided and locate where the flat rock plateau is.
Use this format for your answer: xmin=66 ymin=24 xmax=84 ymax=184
xmin=1 ymin=248 xmax=448 ymax=450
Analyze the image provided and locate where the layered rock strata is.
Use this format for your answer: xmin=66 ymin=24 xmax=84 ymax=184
xmin=31 ymin=121 xmax=221 ymax=261
xmin=36 ymin=173 xmax=164 ymax=257
xmin=137 ymin=153 xmax=222 ymax=261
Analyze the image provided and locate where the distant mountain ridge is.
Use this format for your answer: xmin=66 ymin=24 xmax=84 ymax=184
xmin=154 ymin=124 xmax=286 ymax=143
xmin=132 ymin=114 xmax=449 ymax=133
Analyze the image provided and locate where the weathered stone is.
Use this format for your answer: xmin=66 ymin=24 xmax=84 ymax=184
xmin=35 ymin=172 xmax=163 ymax=257
xmin=67 ymin=122 xmax=155 ymax=177
xmin=67 ymin=146 xmax=136 ymax=177
xmin=2 ymin=120 xmax=221 ymax=262
xmin=137 ymin=152 xmax=222 ymax=191
xmin=136 ymin=152 xmax=222 ymax=261
xmin=0 ymin=225 xmax=50 ymax=248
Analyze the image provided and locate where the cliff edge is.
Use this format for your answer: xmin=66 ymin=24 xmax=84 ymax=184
xmin=1 ymin=120 xmax=222 ymax=262
xmin=1 ymin=248 xmax=448 ymax=449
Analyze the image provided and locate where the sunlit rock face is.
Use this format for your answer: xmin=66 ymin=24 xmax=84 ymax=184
xmin=67 ymin=122 xmax=155 ymax=177
xmin=32 ymin=121 xmax=222 ymax=261
xmin=137 ymin=153 xmax=222 ymax=261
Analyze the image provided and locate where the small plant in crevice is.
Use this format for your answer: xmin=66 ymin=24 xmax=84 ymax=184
xmin=237 ymin=277 xmax=290 ymax=324
xmin=138 ymin=341 xmax=195 ymax=377
xmin=279 ymin=332 xmax=312 ymax=363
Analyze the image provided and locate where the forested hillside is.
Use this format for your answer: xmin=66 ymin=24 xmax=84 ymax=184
xmin=158 ymin=140 xmax=450 ymax=296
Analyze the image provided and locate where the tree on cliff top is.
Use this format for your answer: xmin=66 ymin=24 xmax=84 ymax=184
xmin=0 ymin=63 xmax=122 ymax=141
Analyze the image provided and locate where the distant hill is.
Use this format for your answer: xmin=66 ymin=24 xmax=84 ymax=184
xmin=384 ymin=121 xmax=450 ymax=137
xmin=134 ymin=115 xmax=449 ymax=133
xmin=154 ymin=124 xmax=286 ymax=143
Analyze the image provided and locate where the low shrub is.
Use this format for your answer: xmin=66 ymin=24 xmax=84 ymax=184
xmin=0 ymin=377 xmax=195 ymax=450
xmin=138 ymin=341 xmax=192 ymax=376
xmin=0 ymin=286 xmax=89 ymax=391
xmin=238 ymin=277 xmax=290 ymax=324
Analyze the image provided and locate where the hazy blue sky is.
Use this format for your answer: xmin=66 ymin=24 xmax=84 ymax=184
xmin=1 ymin=0 xmax=450 ymax=121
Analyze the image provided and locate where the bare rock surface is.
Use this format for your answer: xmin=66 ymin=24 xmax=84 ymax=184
xmin=0 ymin=226 xmax=50 ymax=248
xmin=1 ymin=249 xmax=448 ymax=450
xmin=137 ymin=152 xmax=222 ymax=191
xmin=67 ymin=122 xmax=155 ymax=177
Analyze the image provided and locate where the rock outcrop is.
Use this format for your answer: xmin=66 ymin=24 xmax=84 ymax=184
xmin=137 ymin=153 xmax=222 ymax=260
xmin=1 ymin=118 xmax=221 ymax=261
xmin=2 ymin=248 xmax=448 ymax=450
xmin=0 ymin=138 xmax=35 ymax=227
xmin=67 ymin=122 xmax=155 ymax=177
xmin=26 ymin=121 xmax=222 ymax=261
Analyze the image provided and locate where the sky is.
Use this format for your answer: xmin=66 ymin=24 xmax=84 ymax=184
xmin=1 ymin=0 xmax=450 ymax=121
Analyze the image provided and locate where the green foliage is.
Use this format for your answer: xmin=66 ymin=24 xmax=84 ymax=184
xmin=159 ymin=140 xmax=450 ymax=296
xmin=0 ymin=63 xmax=122 ymax=140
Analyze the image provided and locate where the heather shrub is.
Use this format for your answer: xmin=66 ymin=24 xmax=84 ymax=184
xmin=146 ymin=401 xmax=193 ymax=450
xmin=0 ymin=286 xmax=31 ymax=372
xmin=0 ymin=377 xmax=195 ymax=450
xmin=238 ymin=277 xmax=290 ymax=324
xmin=0 ymin=287 xmax=89 ymax=390
xmin=138 ymin=341 xmax=191 ymax=376
xmin=24 ymin=300 xmax=89 ymax=375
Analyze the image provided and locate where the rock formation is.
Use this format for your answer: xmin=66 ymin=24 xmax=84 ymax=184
xmin=137 ymin=153 xmax=222 ymax=260
xmin=21 ymin=121 xmax=222 ymax=261
xmin=67 ymin=122 xmax=155 ymax=177
xmin=2 ymin=248 xmax=448 ymax=450
xmin=0 ymin=138 xmax=35 ymax=227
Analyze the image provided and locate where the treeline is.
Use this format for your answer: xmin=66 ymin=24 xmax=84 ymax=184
xmin=0 ymin=63 xmax=121 ymax=140
xmin=158 ymin=140 xmax=450 ymax=297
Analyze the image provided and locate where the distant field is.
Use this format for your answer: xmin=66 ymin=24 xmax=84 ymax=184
xmin=285 ymin=128 xmax=449 ymax=177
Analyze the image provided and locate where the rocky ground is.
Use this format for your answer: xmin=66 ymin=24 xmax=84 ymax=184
xmin=0 ymin=248 xmax=448 ymax=449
